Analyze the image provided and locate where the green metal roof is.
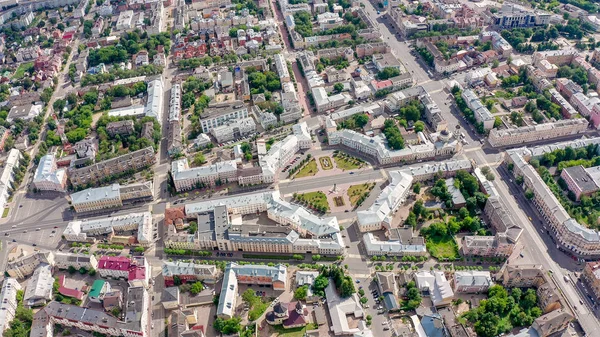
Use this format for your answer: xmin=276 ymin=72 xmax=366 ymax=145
xmin=89 ymin=279 xmax=106 ymax=298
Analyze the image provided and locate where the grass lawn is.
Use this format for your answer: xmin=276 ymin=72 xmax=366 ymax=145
xmin=333 ymin=154 xmax=363 ymax=171
xmin=296 ymin=191 xmax=330 ymax=211
xmin=13 ymin=62 xmax=34 ymax=80
xmin=347 ymin=183 xmax=375 ymax=207
xmin=319 ymin=156 xmax=333 ymax=170
xmin=271 ymin=323 xmax=318 ymax=337
xmin=2 ymin=208 xmax=8 ymax=218
xmin=426 ymin=235 xmax=459 ymax=260
xmin=294 ymin=159 xmax=319 ymax=178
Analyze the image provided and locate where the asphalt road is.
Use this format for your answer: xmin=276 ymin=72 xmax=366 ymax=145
xmin=278 ymin=168 xmax=385 ymax=195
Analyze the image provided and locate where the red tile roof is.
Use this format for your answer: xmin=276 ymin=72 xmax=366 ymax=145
xmin=128 ymin=266 xmax=146 ymax=281
xmin=58 ymin=275 xmax=84 ymax=300
xmin=98 ymin=256 xmax=131 ymax=271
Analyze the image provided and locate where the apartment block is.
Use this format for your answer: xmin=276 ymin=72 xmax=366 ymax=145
xmin=162 ymin=261 xmax=221 ymax=286
xmin=53 ymin=252 xmax=99 ymax=271
xmin=507 ymin=146 xmax=600 ymax=258
xmin=63 ymin=212 xmax=153 ymax=246
xmin=210 ymin=117 xmax=256 ymax=143
xmin=488 ymin=119 xmax=589 ymax=148
xmin=6 ymin=251 xmax=54 ymax=279
xmin=70 ymin=182 xmax=153 ymax=213
xmin=489 ymin=3 xmax=550 ymax=28
xmin=461 ymin=89 xmax=494 ymax=130
xmin=273 ymin=53 xmax=290 ymax=82
xmin=200 ymin=102 xmax=248 ymax=132
xmin=499 ymin=265 xmax=546 ymax=288
xmin=583 ymin=261 xmax=600 ymax=301
xmin=68 ymin=147 xmax=155 ymax=187
xmin=0 ymin=278 xmax=21 ymax=336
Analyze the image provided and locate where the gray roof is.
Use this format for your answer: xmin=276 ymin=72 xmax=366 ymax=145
xmin=453 ymin=271 xmax=492 ymax=288
xmin=563 ymin=165 xmax=599 ymax=194
xmin=70 ymin=184 xmax=121 ymax=205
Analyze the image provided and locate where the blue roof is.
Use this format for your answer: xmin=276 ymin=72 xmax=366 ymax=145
xmin=383 ymin=293 xmax=399 ymax=310
xmin=421 ymin=314 xmax=447 ymax=337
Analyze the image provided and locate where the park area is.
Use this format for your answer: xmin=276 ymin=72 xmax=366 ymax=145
xmin=294 ymin=159 xmax=319 ymax=178
xmin=293 ymin=191 xmax=330 ymax=212
xmin=333 ymin=152 xmax=365 ymax=171
xmin=347 ymin=183 xmax=375 ymax=207
xmin=425 ymin=234 xmax=459 ymax=261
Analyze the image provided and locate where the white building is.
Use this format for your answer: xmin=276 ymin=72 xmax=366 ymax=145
xmin=168 ymin=84 xmax=181 ymax=123
xmin=24 ymin=264 xmax=54 ymax=307
xmin=461 ymin=89 xmax=495 ymax=130
xmin=116 ymin=10 xmax=134 ymax=30
xmin=63 ymin=212 xmax=154 ymax=247
xmin=453 ymin=271 xmax=493 ymax=293
xmin=0 ymin=278 xmax=21 ymax=336
xmin=144 ymin=79 xmax=164 ymax=122
xmin=312 ymin=87 xmax=348 ymax=113
xmin=210 ymin=117 xmax=256 ymax=143
xmin=414 ymin=271 xmax=454 ymax=307
xmin=171 ymin=159 xmax=238 ymax=191
xmin=200 ymin=102 xmax=249 ymax=132
xmin=273 ymin=53 xmax=290 ymax=82
xmin=357 ymin=171 xmax=412 ymax=232
xmin=327 ymin=124 xmax=459 ymax=166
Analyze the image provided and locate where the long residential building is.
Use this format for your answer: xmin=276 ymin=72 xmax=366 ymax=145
xmin=506 ymin=139 xmax=600 ymax=259
xmin=0 ymin=149 xmax=21 ymax=213
xmin=217 ymin=263 xmax=286 ymax=318
xmin=0 ymin=278 xmax=21 ymax=337
xmin=53 ymin=252 xmax=99 ymax=271
xmin=166 ymin=191 xmax=344 ymax=255
xmin=162 ymin=261 xmax=221 ymax=286
xmin=488 ymin=118 xmax=589 ymax=147
xmin=68 ymin=147 xmax=156 ymax=187
xmin=144 ymin=78 xmax=163 ymax=122
xmin=326 ymin=120 xmax=460 ymax=166
xmin=357 ymin=171 xmax=413 ymax=232
xmin=70 ymin=182 xmax=154 ymax=213
xmin=63 ymin=212 xmax=154 ymax=247
xmin=32 ymin=153 xmax=67 ymax=192
xmin=461 ymin=89 xmax=494 ymax=130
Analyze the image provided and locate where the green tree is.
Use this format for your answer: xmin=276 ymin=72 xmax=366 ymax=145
xmin=333 ymin=83 xmax=344 ymax=93
xmin=413 ymin=183 xmax=421 ymax=194
xmin=354 ymin=113 xmax=369 ymax=128
xmin=190 ymin=282 xmax=204 ymax=295
xmin=294 ymin=285 xmax=308 ymax=300
xmin=377 ymin=67 xmax=401 ymax=80
xmin=193 ymin=153 xmax=206 ymax=166
xmin=214 ymin=317 xmax=242 ymax=334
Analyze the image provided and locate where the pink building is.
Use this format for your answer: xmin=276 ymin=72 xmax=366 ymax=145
xmin=97 ymin=256 xmax=131 ymax=279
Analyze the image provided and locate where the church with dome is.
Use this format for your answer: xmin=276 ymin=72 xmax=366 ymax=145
xmin=265 ymin=301 xmax=309 ymax=329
